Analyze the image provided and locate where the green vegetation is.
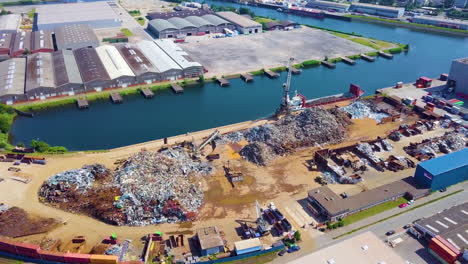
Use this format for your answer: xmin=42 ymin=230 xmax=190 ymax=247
xmin=348 ymin=15 xmax=468 ymax=34
xmin=293 ymin=230 xmax=301 ymax=241
xmin=304 ymin=24 xmax=362 ymax=37
xmin=328 ymin=57 xmax=342 ymax=63
xmin=302 ymin=60 xmax=320 ymax=68
xmin=16 ymin=98 xmax=76 ymax=112
xmin=330 ymin=32 xmax=351 ymax=38
xmin=135 ymin=17 xmax=145 ymax=25
xmin=0 ymin=8 xmax=12 ymax=15
xmin=210 ymin=4 xmax=237 ymax=13
xmin=120 ymin=28 xmax=133 ymax=37
xmin=128 ymin=10 xmax=141 ymax=16
xmin=342 ymin=197 xmax=408 ymax=226
xmin=249 ymin=69 xmax=264 ymax=76
xmin=366 ymin=51 xmax=379 ymax=56
xmin=347 ymin=54 xmax=361 ymax=60
xmin=348 ymin=37 xmax=392 ymax=50
xmin=270 ymin=66 xmax=287 ymax=72
xmin=222 ymin=250 xmax=279 ymax=264
xmin=254 ymin=16 xmax=273 ymax=24
xmin=334 ymin=189 xmax=464 ymax=239
xmin=27 ymin=8 xmax=35 ymax=19
xmin=386 ymin=47 xmax=403 ymax=54
xmin=31 ymin=140 xmax=67 ymax=153
xmin=0 ymin=105 xmax=16 ymax=150
xmin=447 ymin=9 xmax=468 ymax=20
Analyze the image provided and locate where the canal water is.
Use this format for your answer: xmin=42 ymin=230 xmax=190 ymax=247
xmin=10 ymin=2 xmax=468 ymax=150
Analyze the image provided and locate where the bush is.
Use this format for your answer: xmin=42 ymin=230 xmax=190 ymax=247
xmin=293 ymin=230 xmax=302 ymax=241
xmin=387 ymin=47 xmax=403 ymax=54
xmin=302 ymin=60 xmax=320 ymax=68
xmin=47 ymin=146 xmax=68 ymax=153
xmin=0 ymin=115 xmax=11 ymax=133
xmin=31 ymin=140 xmax=49 ymax=152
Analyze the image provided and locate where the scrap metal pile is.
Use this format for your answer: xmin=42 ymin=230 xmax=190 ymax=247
xmin=39 ymin=148 xmax=213 ymax=226
xmin=341 ymin=100 xmax=389 ymax=122
xmin=404 ymin=132 xmax=466 ymax=160
xmin=239 ymin=108 xmax=350 ymax=165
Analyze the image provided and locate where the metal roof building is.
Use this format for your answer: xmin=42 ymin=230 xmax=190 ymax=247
xmin=449 ymin=57 xmax=468 ymax=95
xmin=0 ymin=57 xmax=26 ymax=104
xmin=31 ymin=30 xmax=54 ymax=53
xmin=36 ymin=2 xmax=121 ymax=30
xmin=25 ymin=52 xmax=56 ymax=99
xmin=414 ymin=148 xmax=468 ymax=191
xmin=52 ymin=50 xmax=84 ymax=95
xmin=196 ymin=226 xmax=225 ymax=256
xmin=234 ymin=238 xmax=262 ymax=255
xmin=115 ymin=43 xmax=161 ymax=84
xmin=154 ymin=39 xmax=202 ymax=78
xmin=74 ymin=47 xmax=111 ymax=91
xmin=147 ymin=9 xmax=213 ymax=20
xmin=136 ymin=40 xmax=182 ymax=81
xmin=412 ymin=16 xmax=468 ymax=30
xmin=306 ymin=0 xmax=350 ymax=12
xmin=11 ymin=31 xmax=31 ymax=57
xmin=350 ymin=3 xmax=405 ymax=18
xmin=215 ymin=12 xmax=262 ymax=34
xmin=148 ymin=19 xmax=179 ymax=38
xmin=95 ymin=45 xmax=136 ymax=88
xmin=167 ymin=17 xmax=197 ymax=30
xmin=184 ymin=16 xmax=214 ymax=27
xmin=0 ymin=14 xmax=21 ymax=33
xmin=55 ymin=24 xmax=100 ymax=50
xmin=0 ymin=32 xmax=15 ymax=60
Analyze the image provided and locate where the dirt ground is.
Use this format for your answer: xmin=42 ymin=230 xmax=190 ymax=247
xmin=0 ymin=107 xmax=449 ymax=259
xmin=119 ymin=0 xmax=177 ymax=16
xmin=0 ymin=207 xmax=59 ymax=238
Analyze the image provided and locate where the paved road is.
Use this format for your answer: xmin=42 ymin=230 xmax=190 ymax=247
xmin=271 ymin=182 xmax=468 ymax=264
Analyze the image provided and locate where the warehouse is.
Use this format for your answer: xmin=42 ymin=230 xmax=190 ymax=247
xmin=25 ymin=52 xmax=56 ymax=99
xmin=196 ymin=226 xmax=225 ymax=256
xmin=0 ymin=14 xmax=21 ymax=33
xmin=148 ymin=19 xmax=179 ymax=38
xmin=95 ymin=45 xmax=136 ymax=88
xmin=289 ymin=232 xmax=405 ymax=264
xmin=0 ymin=32 xmax=14 ymax=61
xmin=411 ymin=16 xmax=468 ymax=30
xmin=448 ymin=57 xmax=468 ymax=95
xmin=167 ymin=17 xmax=198 ymax=36
xmin=307 ymin=177 xmax=428 ymax=222
xmin=74 ymin=47 xmax=111 ymax=91
xmin=35 ymin=2 xmax=121 ymax=30
xmin=350 ymin=3 xmax=405 ymax=18
xmin=306 ymin=0 xmax=350 ymax=13
xmin=55 ymin=24 xmax=100 ymax=50
xmin=52 ymin=50 xmax=84 ymax=95
xmin=216 ymin=12 xmax=262 ymax=34
xmin=146 ymin=9 xmax=213 ymax=20
xmin=137 ymin=40 xmax=182 ymax=81
xmin=265 ymin=20 xmax=298 ymax=31
xmin=234 ymin=238 xmax=262 ymax=255
xmin=154 ymin=39 xmax=203 ymax=78
xmin=414 ymin=148 xmax=468 ymax=191
xmin=201 ymin=14 xmax=235 ymax=32
xmin=414 ymin=202 xmax=468 ymax=251
xmin=11 ymin=31 xmax=31 ymax=57
xmin=31 ymin=30 xmax=54 ymax=53
xmin=184 ymin=16 xmax=216 ymax=34
xmin=116 ymin=43 xmax=161 ymax=84
xmin=0 ymin=58 xmax=26 ymax=104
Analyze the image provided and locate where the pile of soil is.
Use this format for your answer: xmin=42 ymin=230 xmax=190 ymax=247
xmin=0 ymin=207 xmax=59 ymax=238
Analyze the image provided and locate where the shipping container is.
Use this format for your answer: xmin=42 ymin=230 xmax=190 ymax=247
xmin=0 ymin=239 xmax=18 ymax=255
xmin=39 ymin=249 xmax=66 ymax=262
xmin=435 ymin=236 xmax=460 ymax=256
xmin=64 ymin=252 xmax=92 ymax=263
xmin=430 ymin=238 xmax=458 ymax=263
xmin=90 ymin=254 xmax=118 ymax=264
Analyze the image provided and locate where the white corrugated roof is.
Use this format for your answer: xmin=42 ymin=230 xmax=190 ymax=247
xmin=154 ymin=39 xmax=201 ymax=70
xmin=137 ymin=40 xmax=181 ymax=73
xmin=0 ymin=14 xmax=21 ymax=31
xmin=95 ymin=45 xmax=135 ymax=79
xmin=234 ymin=238 xmax=262 ymax=251
xmin=36 ymin=2 xmax=119 ymax=25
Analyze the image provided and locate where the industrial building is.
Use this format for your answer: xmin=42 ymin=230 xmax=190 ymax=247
xmin=289 ymin=232 xmax=406 ymax=264
xmin=306 ymin=0 xmax=350 ymax=12
xmin=25 ymin=52 xmax=56 ymax=99
xmin=201 ymin=14 xmax=236 ymax=32
xmin=31 ymin=30 xmax=54 ymax=53
xmin=116 ymin=43 xmax=160 ymax=84
xmin=154 ymin=39 xmax=203 ymax=78
xmin=265 ymin=20 xmax=298 ymax=31
xmin=0 ymin=58 xmax=26 ymax=104
xmin=11 ymin=31 xmax=31 ymax=57
xmin=137 ymin=40 xmax=182 ymax=81
xmin=52 ymin=50 xmax=84 ymax=95
xmin=350 ymin=3 xmax=405 ymax=18
xmin=146 ymin=9 xmax=213 ymax=20
xmin=0 ymin=32 xmax=14 ymax=61
xmin=74 ymin=47 xmax=111 ymax=91
xmin=234 ymin=238 xmax=262 ymax=255
xmin=414 ymin=148 xmax=468 ymax=191
xmin=411 ymin=16 xmax=468 ymax=30
xmin=95 ymin=45 xmax=136 ymax=88
xmin=0 ymin=14 xmax=21 ymax=33
xmin=55 ymin=24 xmax=100 ymax=50
xmin=216 ymin=12 xmax=262 ymax=34
xmin=35 ymin=2 xmax=121 ymax=30
xmin=414 ymin=202 xmax=468 ymax=252
xmin=448 ymin=57 xmax=468 ymax=95
xmin=148 ymin=15 xmax=234 ymax=38
xmin=307 ymin=177 xmax=428 ymax=222
xmin=196 ymin=226 xmax=225 ymax=256
xmin=454 ymin=0 xmax=467 ymax=8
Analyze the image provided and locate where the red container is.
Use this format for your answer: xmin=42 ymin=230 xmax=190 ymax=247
xmin=64 ymin=252 xmax=91 ymax=263
xmin=435 ymin=236 xmax=460 ymax=256
xmin=0 ymin=239 xmax=18 ymax=254
xmin=416 ymin=77 xmax=432 ymax=88
xmin=430 ymin=238 xmax=457 ymax=263
xmin=39 ymin=250 xmax=66 ymax=262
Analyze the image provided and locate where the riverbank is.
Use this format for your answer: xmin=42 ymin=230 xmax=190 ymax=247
xmin=348 ymin=15 xmax=468 ymax=37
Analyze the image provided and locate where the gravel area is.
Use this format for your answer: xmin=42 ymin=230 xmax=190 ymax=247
xmin=181 ymin=27 xmax=374 ymax=77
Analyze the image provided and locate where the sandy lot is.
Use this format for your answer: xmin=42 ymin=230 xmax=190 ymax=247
xmin=181 ymin=27 xmax=374 ymax=77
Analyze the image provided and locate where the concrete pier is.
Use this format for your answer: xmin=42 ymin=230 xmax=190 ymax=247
xmin=171 ymin=83 xmax=184 ymax=94
xmin=265 ymin=70 xmax=279 ymax=78
xmin=217 ymin=78 xmax=230 ymax=87
xmin=378 ymin=51 xmax=393 ymax=59
xmin=321 ymin=61 xmax=336 ymax=69
xmin=340 ymin=57 xmax=356 ymax=65
xmin=360 ymin=54 xmax=375 ymax=62
xmin=76 ymin=98 xmax=89 ymax=109
xmin=241 ymin=73 xmax=254 ymax=82
xmin=141 ymin=88 xmax=154 ymax=99
xmin=110 ymin=93 xmax=123 ymax=104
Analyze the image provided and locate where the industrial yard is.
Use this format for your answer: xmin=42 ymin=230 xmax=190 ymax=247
xmin=182 ymin=27 xmax=379 ymax=77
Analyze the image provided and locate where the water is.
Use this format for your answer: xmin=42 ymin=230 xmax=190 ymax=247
xmin=10 ymin=2 xmax=468 ymax=150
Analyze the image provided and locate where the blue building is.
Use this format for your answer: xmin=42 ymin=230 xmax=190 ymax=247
xmin=414 ymin=148 xmax=468 ymax=191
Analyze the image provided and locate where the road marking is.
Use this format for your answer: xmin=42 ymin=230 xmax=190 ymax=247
xmin=436 ymin=221 xmax=449 ymax=228
xmin=444 ymin=217 xmax=457 ymax=225
xmin=457 ymin=234 xmax=468 ymax=245
xmin=461 ymin=210 xmax=468 ymax=216
xmin=447 ymin=239 xmax=460 ymax=250
xmin=426 ymin=225 xmax=439 ymax=233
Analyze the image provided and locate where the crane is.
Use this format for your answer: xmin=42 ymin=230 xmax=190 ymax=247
xmin=275 ymin=57 xmax=294 ymax=117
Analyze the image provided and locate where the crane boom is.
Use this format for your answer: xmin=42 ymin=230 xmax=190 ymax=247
xmin=275 ymin=57 xmax=294 ymax=117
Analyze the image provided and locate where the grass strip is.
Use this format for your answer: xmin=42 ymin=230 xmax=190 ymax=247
xmin=333 ymin=189 xmax=464 ymax=239
xmin=342 ymin=197 xmax=408 ymax=226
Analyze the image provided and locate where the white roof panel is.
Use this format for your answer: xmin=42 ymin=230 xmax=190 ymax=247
xmin=136 ymin=40 xmax=181 ymax=73
xmin=95 ymin=45 xmax=135 ymax=79
xmin=153 ymin=39 xmax=201 ymax=70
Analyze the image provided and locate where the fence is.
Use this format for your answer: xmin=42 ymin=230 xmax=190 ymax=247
xmin=195 ymin=244 xmax=284 ymax=264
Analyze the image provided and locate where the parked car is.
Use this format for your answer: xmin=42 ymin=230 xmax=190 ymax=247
xmin=440 ymin=188 xmax=447 ymax=192
xmin=386 ymin=230 xmax=395 ymax=236
xmin=408 ymin=200 xmax=414 ymax=205
xmin=404 ymin=224 xmax=411 ymax=229
xmin=278 ymin=249 xmax=287 ymax=256
xmin=288 ymin=245 xmax=301 ymax=253
xmin=399 ymin=203 xmax=408 ymax=208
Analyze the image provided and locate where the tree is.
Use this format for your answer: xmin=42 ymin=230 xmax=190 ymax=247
xmin=443 ymin=0 xmax=454 ymax=8
xmin=198 ymin=75 xmax=205 ymax=83
xmin=293 ymin=230 xmax=302 ymax=241
xmin=0 ymin=115 xmax=10 ymax=133
xmin=31 ymin=140 xmax=50 ymax=152
xmin=17 ymin=142 xmax=25 ymax=148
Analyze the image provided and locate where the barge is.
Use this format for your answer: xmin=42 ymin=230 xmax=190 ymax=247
xmin=289 ymin=84 xmax=364 ymax=110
